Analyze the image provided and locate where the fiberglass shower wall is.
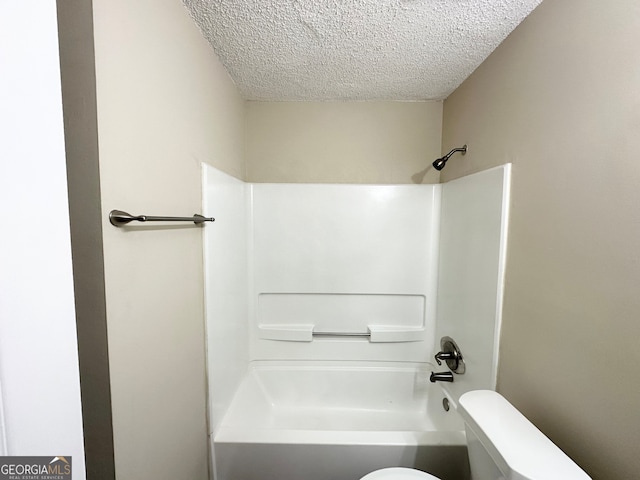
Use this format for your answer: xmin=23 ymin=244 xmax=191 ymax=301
xmin=250 ymin=183 xmax=441 ymax=363
xmin=203 ymin=167 xmax=250 ymax=434
xmin=434 ymin=165 xmax=510 ymax=404
xmin=203 ymin=168 xmax=440 ymax=433
xmin=203 ymin=163 xmax=510 ymax=434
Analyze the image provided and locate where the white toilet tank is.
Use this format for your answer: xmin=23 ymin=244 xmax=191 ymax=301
xmin=458 ymin=390 xmax=591 ymax=480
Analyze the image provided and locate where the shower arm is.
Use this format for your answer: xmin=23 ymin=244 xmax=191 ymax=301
xmin=441 ymin=146 xmax=467 ymax=161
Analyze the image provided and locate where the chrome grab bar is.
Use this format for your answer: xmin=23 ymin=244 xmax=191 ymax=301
xmin=109 ymin=210 xmax=215 ymax=227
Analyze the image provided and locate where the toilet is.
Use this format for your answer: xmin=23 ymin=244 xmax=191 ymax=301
xmin=360 ymin=390 xmax=591 ymax=480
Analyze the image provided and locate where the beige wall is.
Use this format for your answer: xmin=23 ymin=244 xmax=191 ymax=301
xmin=442 ymin=1 xmax=640 ymax=478
xmin=92 ymin=0 xmax=245 ymax=478
xmin=246 ymin=101 xmax=442 ymax=184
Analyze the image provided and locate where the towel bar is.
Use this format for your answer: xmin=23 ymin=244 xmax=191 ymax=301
xmin=109 ymin=210 xmax=215 ymax=227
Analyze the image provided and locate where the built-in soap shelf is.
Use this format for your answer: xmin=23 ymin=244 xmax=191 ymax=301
xmin=257 ymin=324 xmax=425 ymax=343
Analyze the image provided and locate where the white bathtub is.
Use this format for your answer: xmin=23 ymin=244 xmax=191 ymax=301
xmin=214 ymin=361 xmax=469 ymax=480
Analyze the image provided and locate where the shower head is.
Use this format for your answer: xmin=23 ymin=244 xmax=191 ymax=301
xmin=432 ymin=145 xmax=467 ymax=171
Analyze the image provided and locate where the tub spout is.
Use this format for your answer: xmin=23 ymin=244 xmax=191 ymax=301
xmin=430 ymin=371 xmax=454 ymax=383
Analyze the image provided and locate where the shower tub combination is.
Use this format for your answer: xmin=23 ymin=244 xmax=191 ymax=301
xmin=214 ymin=362 xmax=469 ymax=480
xmin=204 ymin=165 xmax=511 ymax=480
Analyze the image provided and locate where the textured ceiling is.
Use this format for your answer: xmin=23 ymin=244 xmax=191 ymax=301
xmin=183 ymin=0 xmax=543 ymax=101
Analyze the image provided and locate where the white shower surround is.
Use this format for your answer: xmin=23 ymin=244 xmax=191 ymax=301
xmin=183 ymin=0 xmax=543 ymax=100
xmin=203 ymin=164 xmax=510 ymax=480
xmin=250 ymin=183 xmax=441 ymax=363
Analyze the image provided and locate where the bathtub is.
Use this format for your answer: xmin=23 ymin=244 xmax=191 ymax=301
xmin=213 ymin=361 xmax=470 ymax=480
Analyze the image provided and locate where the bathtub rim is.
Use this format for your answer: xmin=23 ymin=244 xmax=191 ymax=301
xmin=215 ymin=427 xmax=467 ymax=446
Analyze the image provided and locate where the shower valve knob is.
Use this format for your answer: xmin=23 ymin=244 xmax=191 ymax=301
xmin=434 ymin=351 xmax=456 ymax=366
xmin=434 ymin=336 xmax=466 ymax=374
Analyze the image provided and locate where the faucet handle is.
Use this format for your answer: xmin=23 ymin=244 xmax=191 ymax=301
xmin=434 ymin=336 xmax=466 ymax=374
xmin=434 ymin=351 xmax=456 ymax=366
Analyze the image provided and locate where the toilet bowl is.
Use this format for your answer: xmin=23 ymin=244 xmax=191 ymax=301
xmin=359 ymin=390 xmax=591 ymax=480
xmin=360 ymin=467 xmax=439 ymax=480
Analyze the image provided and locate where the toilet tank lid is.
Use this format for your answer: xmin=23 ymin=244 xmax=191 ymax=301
xmin=458 ymin=390 xmax=591 ymax=480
